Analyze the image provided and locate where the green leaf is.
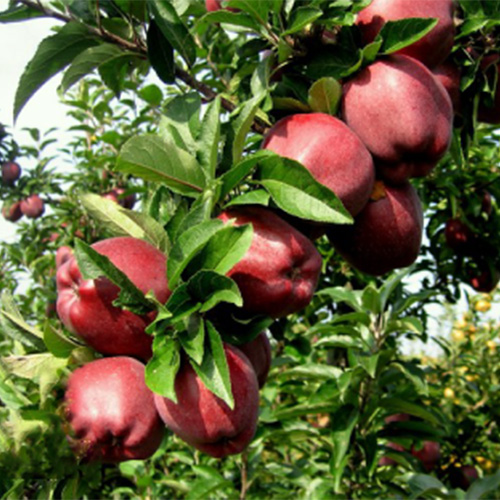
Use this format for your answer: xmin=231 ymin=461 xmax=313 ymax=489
xmin=80 ymin=193 xmax=169 ymax=252
xmin=116 ymin=134 xmax=205 ymax=197
xmin=186 ymin=223 xmax=253 ymax=277
xmin=361 ymin=285 xmax=381 ymax=314
xmin=98 ymin=53 xmax=143 ymax=95
xmin=147 ymin=19 xmax=175 ymax=84
xmin=283 ymin=6 xmax=322 ymax=35
xmin=380 ymin=398 xmax=440 ymax=426
xmin=43 ymin=322 xmax=80 ymax=359
xmin=0 ymin=292 xmax=45 ymax=351
xmin=145 ymin=335 xmax=181 ymax=402
xmin=73 ymin=239 xmax=154 ymax=315
xmin=317 ymin=287 xmax=363 ymax=312
xmin=167 ymin=219 xmax=225 ymax=288
xmin=227 ymin=0 xmax=271 ymax=21
xmin=0 ymin=377 xmax=31 ymax=409
xmin=197 ymin=10 xmax=262 ymax=32
xmin=14 ymin=22 xmax=99 ymax=120
xmin=198 ymin=97 xmax=221 ymax=180
xmin=272 ymin=96 xmax=311 ymax=112
xmin=256 ymin=153 xmax=353 ymax=224
xmin=403 ymin=473 xmax=449 ymax=499
xmin=308 ymin=77 xmax=342 ymax=115
xmin=232 ymin=95 xmax=265 ymax=164
xmin=188 ymin=271 xmax=243 ymax=312
xmin=330 ymin=406 xmax=359 ymax=493
xmin=467 ymin=470 xmax=500 ymax=499
xmin=60 ymin=43 xmax=127 ymax=93
xmin=188 ymin=466 xmax=236 ymax=500
xmin=160 ymin=93 xmax=201 ymax=156
xmin=191 ymin=321 xmax=234 ymax=409
xmin=391 ymin=362 xmax=428 ymax=396
xmin=219 ymin=150 xmax=274 ymax=200
xmin=226 ymin=189 xmax=271 ymax=207
xmin=149 ymin=0 xmax=196 ymax=67
xmin=0 ymin=4 xmax=44 ymax=22
xmin=385 ymin=317 xmax=424 ymax=335
xmin=379 ymin=18 xmax=439 ymax=55
xmin=179 ymin=316 xmax=205 ymax=365
xmin=314 ymin=335 xmax=364 ymax=350
xmin=280 ymin=364 xmax=343 ymax=381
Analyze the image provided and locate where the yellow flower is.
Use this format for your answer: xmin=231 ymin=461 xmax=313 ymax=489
xmin=444 ymin=387 xmax=455 ymax=399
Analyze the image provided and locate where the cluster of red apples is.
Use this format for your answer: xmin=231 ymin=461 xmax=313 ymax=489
xmin=57 ymin=205 xmax=316 ymax=461
xmin=1 ymin=161 xmax=45 ymax=221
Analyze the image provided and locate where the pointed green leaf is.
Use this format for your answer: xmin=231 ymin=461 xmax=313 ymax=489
xmin=43 ymin=322 xmax=80 ymax=359
xmin=197 ymin=97 xmax=221 ymax=180
xmin=232 ymin=95 xmax=265 ymax=164
xmin=147 ymin=19 xmax=175 ymax=84
xmin=145 ymin=335 xmax=181 ymax=402
xmin=179 ymin=316 xmax=205 ymax=365
xmin=116 ymin=134 xmax=205 ymax=197
xmin=191 ymin=321 xmax=234 ymax=410
xmin=14 ymin=22 xmax=99 ymax=120
xmin=379 ymin=18 xmax=439 ymax=55
xmin=308 ymin=77 xmax=342 ymax=115
xmin=226 ymin=189 xmax=271 ymax=207
xmin=167 ymin=219 xmax=225 ymax=288
xmin=283 ymin=6 xmax=322 ymax=35
xmin=256 ymin=153 xmax=353 ymax=224
xmin=187 ymin=271 xmax=243 ymax=312
xmin=60 ymin=43 xmax=127 ymax=93
xmin=149 ymin=0 xmax=196 ymax=67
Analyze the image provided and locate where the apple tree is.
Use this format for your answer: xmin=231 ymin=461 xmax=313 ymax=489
xmin=1 ymin=0 xmax=500 ymax=498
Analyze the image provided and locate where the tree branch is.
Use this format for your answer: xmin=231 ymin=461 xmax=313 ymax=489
xmin=18 ymin=0 xmax=269 ymax=134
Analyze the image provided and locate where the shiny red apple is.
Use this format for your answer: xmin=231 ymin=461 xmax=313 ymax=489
xmin=238 ymin=332 xmax=272 ymax=388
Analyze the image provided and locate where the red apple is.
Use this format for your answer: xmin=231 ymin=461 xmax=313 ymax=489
xmin=154 ymin=343 xmax=259 ymax=458
xmin=449 ymin=465 xmax=479 ymax=490
xmin=444 ymin=218 xmax=473 ymax=252
xmin=469 ymin=267 xmax=499 ymax=293
xmin=411 ymin=441 xmax=441 ymax=472
xmin=481 ymin=190 xmax=493 ymax=216
xmin=1 ymin=161 xmax=21 ymax=185
xmin=218 ymin=206 xmax=322 ymax=318
xmin=64 ymin=356 xmax=164 ymax=463
xmin=432 ymin=60 xmax=462 ymax=113
xmin=56 ymin=237 xmax=171 ymax=361
xmin=2 ymin=201 xmax=23 ymax=222
xmin=328 ymin=181 xmax=423 ymax=276
xmin=355 ymin=0 xmax=455 ymax=68
xmin=20 ymin=194 xmax=45 ymax=219
xmin=205 ymin=0 xmax=237 ymax=12
xmin=342 ymin=54 xmax=453 ymax=185
xmin=56 ymin=246 xmax=73 ymax=269
xmin=238 ymin=332 xmax=272 ymax=388
xmin=262 ymin=113 xmax=375 ymax=217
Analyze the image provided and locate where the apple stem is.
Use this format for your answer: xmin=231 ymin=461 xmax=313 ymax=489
xmin=239 ymin=450 xmax=249 ymax=500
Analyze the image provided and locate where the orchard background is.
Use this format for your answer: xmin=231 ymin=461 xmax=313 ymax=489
xmin=1 ymin=0 xmax=500 ymax=498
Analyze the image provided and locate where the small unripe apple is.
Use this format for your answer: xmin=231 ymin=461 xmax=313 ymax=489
xmin=218 ymin=206 xmax=322 ymax=318
xmin=64 ymin=356 xmax=164 ymax=463
xmin=262 ymin=113 xmax=375 ymax=217
xmin=355 ymin=0 xmax=455 ymax=68
xmin=238 ymin=332 xmax=272 ymax=388
xmin=2 ymin=201 xmax=23 ymax=222
xmin=1 ymin=161 xmax=21 ymax=185
xmin=342 ymin=54 xmax=453 ymax=185
xmin=56 ymin=237 xmax=171 ymax=361
xmin=328 ymin=181 xmax=423 ymax=276
xmin=444 ymin=218 xmax=473 ymax=252
xmin=20 ymin=194 xmax=45 ymax=219
xmin=154 ymin=344 xmax=259 ymax=458
xmin=411 ymin=441 xmax=441 ymax=472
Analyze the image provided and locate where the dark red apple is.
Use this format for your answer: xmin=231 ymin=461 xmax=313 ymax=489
xmin=154 ymin=343 xmax=259 ymax=458
xmin=238 ymin=332 xmax=272 ymax=388
xmin=205 ymin=0 xmax=237 ymax=12
xmin=469 ymin=267 xmax=499 ymax=293
xmin=480 ymin=190 xmax=493 ymax=216
xmin=355 ymin=0 xmax=455 ymax=68
xmin=444 ymin=218 xmax=473 ymax=252
xmin=432 ymin=60 xmax=462 ymax=113
xmin=20 ymin=194 xmax=45 ymax=219
xmin=262 ymin=113 xmax=375 ymax=217
xmin=56 ymin=237 xmax=171 ymax=361
xmin=64 ymin=356 xmax=164 ymax=463
xmin=218 ymin=206 xmax=322 ymax=318
xmin=411 ymin=441 xmax=441 ymax=472
xmin=449 ymin=465 xmax=479 ymax=490
xmin=342 ymin=54 xmax=453 ymax=185
xmin=1 ymin=161 xmax=21 ymax=185
xmin=378 ymin=442 xmax=405 ymax=466
xmin=2 ymin=201 xmax=23 ymax=222
xmin=328 ymin=181 xmax=423 ymax=276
